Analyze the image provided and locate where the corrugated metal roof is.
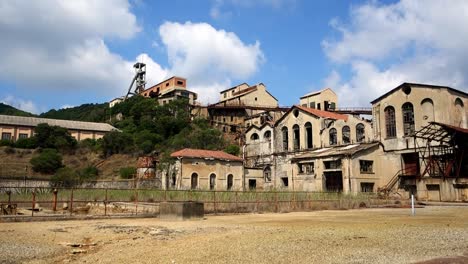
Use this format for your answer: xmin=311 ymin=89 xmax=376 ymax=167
xmin=171 ymin=148 xmax=243 ymax=162
xmin=292 ymin=143 xmax=379 ymax=160
xmin=0 ymin=115 xmax=117 ymax=132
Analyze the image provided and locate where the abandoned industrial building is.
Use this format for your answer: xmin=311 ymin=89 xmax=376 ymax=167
xmin=0 ymin=114 xmax=118 ymax=141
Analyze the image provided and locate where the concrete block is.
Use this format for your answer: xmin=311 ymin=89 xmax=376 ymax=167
xmin=159 ymin=202 xmax=204 ymax=220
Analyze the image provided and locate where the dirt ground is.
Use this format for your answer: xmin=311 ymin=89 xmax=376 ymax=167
xmin=1 ymin=206 xmax=467 ymax=264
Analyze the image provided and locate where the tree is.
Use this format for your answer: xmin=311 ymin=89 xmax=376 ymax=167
xmin=34 ymin=123 xmax=77 ymax=152
xmin=50 ymin=167 xmax=79 ymax=187
xmin=102 ymin=131 xmax=134 ymax=156
xmin=30 ymin=148 xmax=63 ymax=173
xmin=225 ymin=145 xmax=240 ymax=156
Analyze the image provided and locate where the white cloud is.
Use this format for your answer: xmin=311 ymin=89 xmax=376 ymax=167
xmin=159 ymin=21 xmax=264 ymax=103
xmin=1 ymin=95 xmax=40 ymax=114
xmin=322 ymin=0 xmax=468 ymax=107
xmin=0 ymin=0 xmax=140 ymax=98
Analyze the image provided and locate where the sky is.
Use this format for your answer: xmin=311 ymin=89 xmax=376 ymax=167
xmin=1 ymin=0 xmax=468 ymax=114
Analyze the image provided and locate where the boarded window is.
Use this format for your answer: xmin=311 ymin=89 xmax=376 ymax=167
xmin=384 ymin=106 xmax=396 ymax=138
xmin=329 ymin=128 xmax=337 ymax=145
xmin=293 ymin=124 xmax=300 ymax=150
xmin=356 ymin=123 xmax=365 ymax=142
xmin=342 ymin=126 xmax=350 ymax=144
xmin=305 ymin=122 xmax=313 ymax=149
xmin=227 ymin=174 xmax=233 ymax=190
xmin=282 ymin=127 xmax=289 ymax=151
xmin=209 ymin=173 xmax=216 ymax=190
xmin=402 ymin=103 xmax=415 ymax=136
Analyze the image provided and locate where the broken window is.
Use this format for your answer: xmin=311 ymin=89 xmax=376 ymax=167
xmin=177 ymin=80 xmax=184 ymax=85
xmin=282 ymin=126 xmax=289 ymax=151
xmin=360 ymin=182 xmax=374 ymax=192
xmin=330 ymin=102 xmax=336 ymax=110
xmin=342 ymin=126 xmax=350 ymax=144
xmin=209 ymin=173 xmax=216 ymax=190
xmin=356 ymin=123 xmax=365 ymax=142
xmin=402 ymin=102 xmax=415 ymax=136
xmin=263 ymin=130 xmax=271 ymax=139
xmin=359 ymin=160 xmax=373 ymax=173
xmin=227 ymin=174 xmax=233 ymax=190
xmin=305 ymin=122 xmax=313 ymax=149
xmin=250 ymin=133 xmax=259 ymax=141
xmin=384 ymin=106 xmax=396 ymax=138
xmin=264 ymin=166 xmax=271 ymax=182
xmin=191 ymin=173 xmax=198 ymax=190
xmin=324 ymin=160 xmax=341 ymax=170
xmin=317 ymin=103 xmax=321 ymax=110
xmin=293 ymin=124 xmax=300 ymax=150
xmin=298 ymin=162 xmax=314 ymax=174
xmin=329 ymin=128 xmax=337 ymax=145
xmin=1 ymin=132 xmax=11 ymax=141
xmin=324 ymin=100 xmax=329 ymax=111
xmin=171 ymin=173 xmax=176 ymax=189
xmin=281 ymin=177 xmax=289 ymax=187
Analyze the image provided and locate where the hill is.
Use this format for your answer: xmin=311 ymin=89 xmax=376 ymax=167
xmin=0 ymin=103 xmax=35 ymax=117
xmin=40 ymin=103 xmax=110 ymax=122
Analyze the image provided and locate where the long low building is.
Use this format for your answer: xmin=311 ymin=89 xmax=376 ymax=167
xmin=0 ymin=114 xmax=118 ymax=141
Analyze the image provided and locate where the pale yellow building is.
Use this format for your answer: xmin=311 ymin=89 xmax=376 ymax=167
xmin=0 ymin=115 xmax=117 ymax=141
xmin=300 ymin=88 xmax=338 ymax=111
xmin=169 ymin=148 xmax=244 ymax=191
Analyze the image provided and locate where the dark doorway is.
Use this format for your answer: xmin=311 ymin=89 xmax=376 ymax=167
xmin=191 ymin=173 xmax=198 ymax=189
xmin=248 ymin=179 xmax=257 ymax=190
xmin=324 ymin=172 xmax=343 ymax=192
xmin=402 ymin=153 xmax=419 ymax=176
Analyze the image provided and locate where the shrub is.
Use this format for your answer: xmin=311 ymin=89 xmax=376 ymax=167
xmin=79 ymin=166 xmax=99 ymax=182
xmin=224 ymin=144 xmax=240 ymax=156
xmin=51 ymin=167 xmax=79 ymax=187
xmin=30 ymin=148 xmax=63 ymax=173
xmin=0 ymin=139 xmax=13 ymax=147
xmin=120 ymin=167 xmax=136 ymax=179
xmin=14 ymin=137 xmax=38 ymax=149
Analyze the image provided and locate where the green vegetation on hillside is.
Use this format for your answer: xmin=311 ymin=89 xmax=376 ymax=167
xmin=0 ymin=103 xmax=35 ymax=116
xmin=40 ymin=103 xmax=110 ymax=122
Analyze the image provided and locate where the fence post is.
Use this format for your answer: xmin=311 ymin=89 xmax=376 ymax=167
xmin=70 ymin=189 xmax=74 ymax=216
xmin=52 ymin=189 xmax=58 ymax=212
xmin=275 ymin=191 xmax=278 ymax=213
xmin=213 ymin=191 xmax=217 ymax=214
xmin=31 ymin=189 xmax=36 ymax=217
xmin=135 ymin=188 xmax=139 ymax=216
xmin=235 ymin=191 xmax=238 ymax=214
xmin=104 ymin=188 xmax=108 ymax=216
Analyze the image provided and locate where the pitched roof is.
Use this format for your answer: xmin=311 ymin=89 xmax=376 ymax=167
xmin=292 ymin=142 xmax=379 ymax=160
xmin=300 ymin=87 xmax=336 ymax=99
xmin=232 ymin=85 xmax=257 ymax=96
xmin=296 ymin=105 xmax=348 ymax=121
xmin=220 ymin=83 xmax=249 ymax=93
xmin=370 ymin=82 xmax=468 ymax=104
xmin=0 ymin=115 xmax=117 ymax=132
xmin=170 ymin=148 xmax=243 ymax=162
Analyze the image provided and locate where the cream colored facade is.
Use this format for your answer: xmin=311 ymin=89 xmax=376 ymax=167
xmin=109 ymin=97 xmax=124 ymax=108
xmin=170 ymin=158 xmax=244 ymax=191
xmin=0 ymin=115 xmax=117 ymax=142
xmin=300 ymin=88 xmax=338 ymax=111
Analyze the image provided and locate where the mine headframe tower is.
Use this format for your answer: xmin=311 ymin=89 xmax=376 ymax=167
xmin=124 ymin=62 xmax=146 ymax=100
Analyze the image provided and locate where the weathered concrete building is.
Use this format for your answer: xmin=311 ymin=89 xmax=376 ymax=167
xmin=140 ymin=76 xmax=198 ymax=105
xmin=169 ymin=148 xmax=244 ymax=191
xmin=371 ymin=83 xmax=468 ymax=201
xmin=0 ymin=115 xmax=118 ymax=141
xmin=300 ymin=88 xmax=338 ymax=111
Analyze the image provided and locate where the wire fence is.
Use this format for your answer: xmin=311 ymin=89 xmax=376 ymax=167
xmin=0 ymin=187 xmax=385 ymax=219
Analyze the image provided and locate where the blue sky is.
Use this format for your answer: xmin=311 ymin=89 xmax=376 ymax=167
xmin=1 ymin=0 xmax=468 ymax=114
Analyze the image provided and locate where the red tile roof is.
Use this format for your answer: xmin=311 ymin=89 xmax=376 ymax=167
xmin=296 ymin=105 xmax=348 ymax=121
xmin=170 ymin=148 xmax=243 ymax=162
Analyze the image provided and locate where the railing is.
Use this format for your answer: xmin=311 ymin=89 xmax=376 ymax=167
xmin=0 ymin=187 xmax=380 ymax=218
xmin=378 ymin=164 xmax=419 ymax=196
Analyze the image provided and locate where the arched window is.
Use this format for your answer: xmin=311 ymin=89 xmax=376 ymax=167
xmin=282 ymin=126 xmax=288 ymax=151
xmin=342 ymin=126 xmax=350 ymax=144
xmin=402 ymin=102 xmax=415 ymax=136
xmin=263 ymin=130 xmax=271 ymax=139
xmin=191 ymin=173 xmax=198 ymax=190
xmin=250 ymin=133 xmax=259 ymax=141
xmin=421 ymin=98 xmax=434 ymax=123
xmin=305 ymin=122 xmax=313 ymax=149
xmin=385 ymin=106 xmax=396 ymax=138
xmin=356 ymin=123 xmax=365 ymax=142
xmin=329 ymin=128 xmax=337 ymax=145
xmin=264 ymin=166 xmax=271 ymax=182
xmin=209 ymin=173 xmax=216 ymax=190
xmin=227 ymin=174 xmax=233 ymax=190
xmin=293 ymin=124 xmax=300 ymax=150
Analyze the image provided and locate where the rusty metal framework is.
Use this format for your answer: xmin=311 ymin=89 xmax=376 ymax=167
xmin=414 ymin=122 xmax=467 ymax=179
